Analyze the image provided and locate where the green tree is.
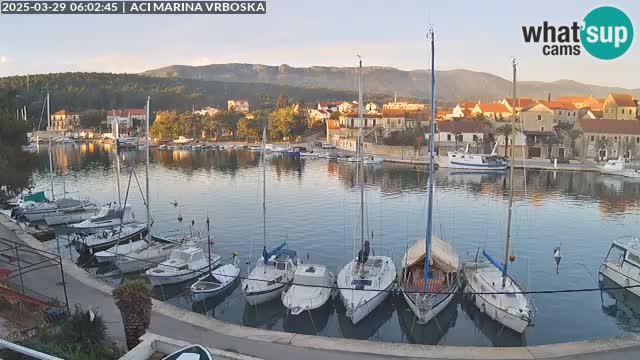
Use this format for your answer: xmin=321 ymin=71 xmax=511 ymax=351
xmin=496 ymin=123 xmax=513 ymax=157
xmin=113 ymin=280 xmax=152 ymax=350
xmin=330 ymin=111 xmax=340 ymax=120
xmin=237 ymin=116 xmax=262 ymax=141
xmin=79 ymin=110 xmax=106 ymax=130
xmin=268 ymin=105 xmax=307 ymax=141
xmin=150 ymin=111 xmax=178 ymax=139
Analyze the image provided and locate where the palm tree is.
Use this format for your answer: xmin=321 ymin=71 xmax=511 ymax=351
xmin=496 ymin=123 xmax=513 ymax=157
xmin=113 ymin=280 xmax=152 ymax=350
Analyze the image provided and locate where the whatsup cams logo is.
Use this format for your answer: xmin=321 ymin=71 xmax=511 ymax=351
xmin=522 ymin=6 xmax=633 ymax=60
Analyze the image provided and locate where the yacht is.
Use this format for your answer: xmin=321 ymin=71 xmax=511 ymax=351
xmin=114 ymin=235 xmax=199 ymax=273
xmin=447 ymin=143 xmax=508 ymax=171
xmin=597 ymin=157 xmax=640 ymax=178
xmin=462 ymin=59 xmax=534 ymax=334
xmin=68 ymin=203 xmax=136 ymax=232
xmin=146 ymin=246 xmax=221 ymax=286
xmin=337 ymin=57 xmax=396 ymax=325
xmin=73 ymin=223 xmax=148 ymax=254
xmin=44 ymin=205 xmax=99 ymax=225
xmin=600 ymin=237 xmax=640 ymax=297
xmin=282 ymin=264 xmax=335 ymax=315
xmin=18 ymin=198 xmax=96 ymax=222
xmin=243 ymin=246 xmax=298 ymax=305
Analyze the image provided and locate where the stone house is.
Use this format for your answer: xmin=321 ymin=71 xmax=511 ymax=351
xmin=602 ymin=94 xmax=637 ymax=120
xmin=574 ymin=118 xmax=640 ymax=160
xmin=50 ymin=110 xmax=80 ymax=132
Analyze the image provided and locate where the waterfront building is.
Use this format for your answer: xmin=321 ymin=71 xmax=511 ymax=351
xmin=383 ymin=101 xmax=426 ymax=111
xmin=602 ymin=94 xmax=637 ymax=120
xmin=317 ymin=101 xmax=339 ymax=112
xmin=193 ymin=107 xmax=220 ymax=116
xmin=574 ymin=118 xmax=640 ymax=160
xmin=537 ymin=101 xmax=578 ymax=124
xmin=227 ymin=99 xmax=249 ymax=113
xmin=50 ymin=110 xmax=80 ymax=132
xmin=106 ymin=109 xmax=146 ymax=132
xmin=500 ymin=98 xmax=538 ymax=115
xmin=451 ymin=102 xmax=476 ymax=118
xmin=471 ymin=102 xmax=512 ymax=121
xmin=436 ymin=118 xmax=492 ymax=152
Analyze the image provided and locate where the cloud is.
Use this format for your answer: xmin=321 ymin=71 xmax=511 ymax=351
xmin=0 ymin=56 xmax=7 ymax=64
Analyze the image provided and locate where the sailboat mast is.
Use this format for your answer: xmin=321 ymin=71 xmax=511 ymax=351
xmin=145 ymin=97 xmax=151 ymax=242
xmin=46 ymin=92 xmax=55 ymax=201
xmin=113 ymin=111 xmax=122 ymax=207
xmin=502 ymin=58 xmax=517 ymax=287
xmin=262 ymin=121 xmax=267 ymax=269
xmin=207 ymin=216 xmax=212 ymax=273
xmin=357 ymin=56 xmax=365 ymax=273
xmin=423 ymin=28 xmax=436 ymax=287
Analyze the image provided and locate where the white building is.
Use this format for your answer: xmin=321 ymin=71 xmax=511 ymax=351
xmin=227 ymin=100 xmax=249 ymax=113
xmin=383 ymin=101 xmax=426 ymax=111
xmin=194 ymin=107 xmax=220 ymax=116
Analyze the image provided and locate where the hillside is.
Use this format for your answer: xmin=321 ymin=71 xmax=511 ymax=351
xmin=143 ymin=63 xmax=640 ymax=101
xmin=0 ymin=72 xmax=390 ymax=120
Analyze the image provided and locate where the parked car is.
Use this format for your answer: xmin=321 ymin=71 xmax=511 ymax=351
xmin=321 ymin=142 xmax=336 ymax=149
xmin=312 ymin=141 xmax=323 ymax=147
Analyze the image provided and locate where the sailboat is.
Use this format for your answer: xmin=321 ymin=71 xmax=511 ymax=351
xmin=17 ymin=93 xmax=97 ymax=223
xmin=462 ymin=59 xmax=534 ymax=334
xmin=242 ymin=123 xmax=298 ymax=305
xmin=337 ymin=56 xmax=396 ymax=325
xmin=399 ymin=29 xmax=460 ymax=324
xmin=113 ymin=97 xmax=197 ymax=273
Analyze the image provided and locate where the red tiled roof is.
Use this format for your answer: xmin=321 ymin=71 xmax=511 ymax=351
xmin=504 ymin=98 xmax=538 ymax=108
xmin=476 ymin=103 xmax=510 ymax=113
xmin=52 ymin=110 xmax=78 ymax=116
xmin=437 ymin=118 xmax=490 ymax=134
xmin=556 ymin=96 xmax=593 ymax=103
xmin=458 ymin=102 xmax=477 ymax=110
xmin=538 ymin=101 xmax=576 ymax=110
xmin=577 ymin=119 xmax=640 ymax=135
xmin=609 ymin=94 xmax=635 ymax=107
xmin=406 ymin=110 xmax=430 ymax=120
xmin=382 ymin=109 xmax=407 ymax=117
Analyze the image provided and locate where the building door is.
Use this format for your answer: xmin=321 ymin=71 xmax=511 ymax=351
xmin=529 ymin=147 xmax=542 ymax=158
xmin=558 ymin=147 xmax=565 ymax=158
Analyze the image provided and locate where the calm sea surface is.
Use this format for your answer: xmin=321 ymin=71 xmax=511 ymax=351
xmin=30 ymin=143 xmax=640 ymax=346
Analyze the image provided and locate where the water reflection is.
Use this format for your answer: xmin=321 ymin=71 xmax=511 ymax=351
xmin=394 ymin=294 xmax=458 ymax=345
xmin=460 ymin=298 xmax=526 ymax=347
xmin=599 ymin=276 xmax=640 ymax=332
xmin=335 ymin=297 xmax=395 ymax=340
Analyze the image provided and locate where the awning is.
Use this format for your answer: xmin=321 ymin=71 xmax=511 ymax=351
xmin=401 ymin=236 xmax=459 ymax=273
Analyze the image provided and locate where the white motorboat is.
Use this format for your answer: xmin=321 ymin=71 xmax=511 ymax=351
xmin=463 ymin=252 xmax=532 ymax=333
xmin=447 ymin=143 xmax=508 ymax=171
xmin=338 ymin=57 xmax=396 ymax=325
xmin=94 ymin=239 xmax=148 ymax=264
xmin=299 ymin=150 xmax=317 ymax=157
xmin=597 ymin=157 xmax=640 ymax=178
xmin=398 ymin=33 xmax=460 ymax=325
xmin=173 ymin=136 xmax=194 ymax=144
xmin=19 ymin=198 xmax=97 ymax=222
xmin=282 ymin=264 xmax=335 ymax=315
xmin=161 ymin=345 xmax=213 ymax=360
xmin=243 ymin=246 xmax=298 ymax=305
xmin=74 ymin=223 xmax=148 ymax=254
xmin=462 ymin=60 xmax=534 ymax=334
xmin=146 ymin=246 xmax=221 ymax=286
xmin=191 ymin=254 xmax=240 ymax=302
xmin=68 ymin=203 xmax=136 ymax=232
xmin=44 ymin=205 xmax=99 ymax=225
xmin=363 ymin=155 xmax=384 ymax=165
xmin=600 ymin=237 xmax=640 ymax=298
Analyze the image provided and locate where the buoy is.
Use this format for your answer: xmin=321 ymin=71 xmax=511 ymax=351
xmin=171 ymin=200 xmax=178 ymax=207
xmin=178 ymin=213 xmax=183 ymax=222
xmin=509 ymin=255 xmax=516 ymax=263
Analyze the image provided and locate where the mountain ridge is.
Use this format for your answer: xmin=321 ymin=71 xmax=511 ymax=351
xmin=142 ymin=63 xmax=640 ymax=101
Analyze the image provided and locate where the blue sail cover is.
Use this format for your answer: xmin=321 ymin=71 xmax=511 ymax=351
xmin=483 ymin=250 xmax=504 ymax=273
xmin=263 ymin=242 xmax=287 ymax=264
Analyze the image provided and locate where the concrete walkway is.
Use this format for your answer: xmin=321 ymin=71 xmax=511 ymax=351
xmin=1 ymin=216 xmax=640 ymax=360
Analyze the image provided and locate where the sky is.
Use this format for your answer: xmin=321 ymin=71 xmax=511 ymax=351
xmin=0 ymin=0 xmax=638 ymax=88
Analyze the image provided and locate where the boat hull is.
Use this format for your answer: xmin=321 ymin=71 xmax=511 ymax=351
xmin=191 ymin=265 xmax=240 ymax=302
xmin=282 ymin=288 xmax=332 ymax=315
xmin=600 ymin=263 xmax=640 ymax=298
xmin=401 ymin=283 xmax=458 ymax=324
xmin=147 ymin=267 xmax=207 ymax=286
xmin=462 ymin=266 xmax=529 ymax=333
xmin=76 ymin=226 xmax=148 ymax=254
xmin=44 ymin=210 xmax=97 ymax=226
xmin=447 ymin=161 xmax=508 ymax=171
xmin=244 ymin=283 xmax=288 ymax=306
xmin=343 ymin=281 xmax=392 ymax=324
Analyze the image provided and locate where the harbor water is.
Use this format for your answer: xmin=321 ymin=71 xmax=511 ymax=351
xmin=28 ymin=143 xmax=640 ymax=347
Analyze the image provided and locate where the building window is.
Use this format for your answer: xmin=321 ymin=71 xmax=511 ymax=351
xmin=591 ymin=136 xmax=595 ymax=141
xmin=622 ymin=109 xmax=625 ymax=114
xmin=447 ymin=134 xmax=452 ymax=141
xmin=473 ymin=135 xmax=479 ymax=141
xmin=614 ymin=136 xmax=618 ymax=142
xmin=537 ymin=115 xmax=542 ymax=120
xmin=559 ymin=111 xmax=562 ymax=115
xmin=541 ymin=126 xmax=544 ymax=132
xmin=637 ymin=137 xmax=639 ymax=143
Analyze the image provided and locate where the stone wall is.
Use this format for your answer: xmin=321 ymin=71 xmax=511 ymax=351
xmin=336 ymin=139 xmax=428 ymax=160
